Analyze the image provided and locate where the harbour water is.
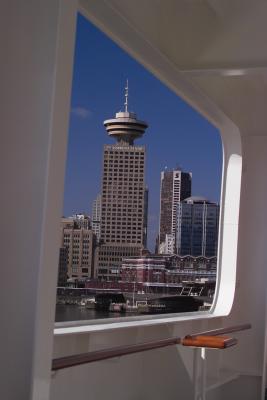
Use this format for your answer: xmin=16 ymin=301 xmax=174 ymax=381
xmin=55 ymin=304 xmax=139 ymax=322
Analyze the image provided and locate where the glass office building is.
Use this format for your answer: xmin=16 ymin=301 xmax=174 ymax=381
xmin=176 ymin=196 xmax=220 ymax=257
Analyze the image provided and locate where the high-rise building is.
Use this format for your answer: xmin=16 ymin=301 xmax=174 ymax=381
xmin=92 ymin=194 xmax=101 ymax=243
xmin=176 ymin=196 xmax=220 ymax=257
xmin=159 ymin=168 xmax=192 ymax=253
xmin=60 ymin=218 xmax=95 ymax=280
xmin=97 ymin=82 xmax=149 ymax=281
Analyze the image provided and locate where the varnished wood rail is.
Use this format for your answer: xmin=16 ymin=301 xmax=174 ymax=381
xmin=181 ymin=335 xmax=237 ymax=349
xmin=52 ymin=323 xmax=251 ymax=371
xmin=181 ymin=323 xmax=251 ymax=349
xmin=52 ymin=337 xmax=181 ymax=371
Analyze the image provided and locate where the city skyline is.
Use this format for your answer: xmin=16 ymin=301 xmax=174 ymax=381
xmin=63 ymin=14 xmax=222 ymax=250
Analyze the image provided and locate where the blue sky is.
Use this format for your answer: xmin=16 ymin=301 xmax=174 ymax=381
xmin=63 ymin=14 xmax=222 ymax=250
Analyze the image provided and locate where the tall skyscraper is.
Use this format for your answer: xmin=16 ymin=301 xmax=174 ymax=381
xmin=159 ymin=168 xmax=192 ymax=253
xmin=97 ymin=82 xmax=149 ymax=281
xmin=176 ymin=196 xmax=220 ymax=257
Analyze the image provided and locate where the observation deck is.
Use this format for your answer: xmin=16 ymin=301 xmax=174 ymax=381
xmin=104 ymin=81 xmax=148 ymax=144
xmin=104 ymin=111 xmax=148 ymax=145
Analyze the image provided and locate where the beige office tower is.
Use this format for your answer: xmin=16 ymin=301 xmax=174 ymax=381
xmin=97 ymin=82 xmax=148 ymax=281
xmin=60 ymin=218 xmax=94 ymax=280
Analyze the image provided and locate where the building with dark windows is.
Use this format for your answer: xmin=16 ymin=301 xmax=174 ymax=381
xmin=87 ymin=253 xmax=216 ymax=294
xmin=119 ymin=254 xmax=217 ymax=294
xmin=96 ymin=82 xmax=149 ymax=281
xmin=60 ymin=218 xmax=95 ymax=280
xmin=176 ymin=196 xmax=220 ymax=257
xmin=159 ymin=168 xmax=192 ymax=253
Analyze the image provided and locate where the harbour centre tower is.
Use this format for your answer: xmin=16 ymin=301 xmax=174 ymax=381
xmin=96 ymin=83 xmax=149 ymax=281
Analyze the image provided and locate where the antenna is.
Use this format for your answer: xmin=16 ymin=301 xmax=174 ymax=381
xmin=124 ymin=79 xmax=129 ymax=112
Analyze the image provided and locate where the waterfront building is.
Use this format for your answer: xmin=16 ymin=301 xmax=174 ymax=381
xmin=176 ymin=196 xmax=220 ymax=257
xmin=159 ymin=168 xmax=192 ymax=253
xmin=60 ymin=219 xmax=95 ymax=280
xmin=119 ymin=254 xmax=216 ymax=294
xmin=92 ymin=194 xmax=101 ymax=242
xmin=97 ymin=82 xmax=148 ymax=281
xmin=121 ymin=254 xmax=168 ymax=288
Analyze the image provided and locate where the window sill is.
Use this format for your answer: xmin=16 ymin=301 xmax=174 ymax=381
xmin=54 ymin=310 xmax=216 ymax=335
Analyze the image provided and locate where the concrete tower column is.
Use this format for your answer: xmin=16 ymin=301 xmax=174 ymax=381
xmin=0 ymin=2 xmax=77 ymax=399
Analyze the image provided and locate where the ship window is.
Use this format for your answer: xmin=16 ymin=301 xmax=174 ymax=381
xmin=55 ymin=12 xmax=241 ymax=328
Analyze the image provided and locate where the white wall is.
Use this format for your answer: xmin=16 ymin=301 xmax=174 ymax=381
xmin=218 ymin=133 xmax=267 ymax=382
xmin=0 ymin=2 xmax=77 ymax=399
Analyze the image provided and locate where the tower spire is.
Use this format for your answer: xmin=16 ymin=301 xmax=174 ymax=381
xmin=124 ymin=79 xmax=129 ymax=112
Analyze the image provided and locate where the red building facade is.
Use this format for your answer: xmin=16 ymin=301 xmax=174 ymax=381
xmin=86 ymin=254 xmax=216 ymax=294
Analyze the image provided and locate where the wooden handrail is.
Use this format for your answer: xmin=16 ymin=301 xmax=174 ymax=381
xmin=52 ymin=323 xmax=251 ymax=371
xmin=52 ymin=337 xmax=181 ymax=371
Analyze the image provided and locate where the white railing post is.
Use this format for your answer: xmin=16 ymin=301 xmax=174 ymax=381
xmin=193 ymin=347 xmax=207 ymax=400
